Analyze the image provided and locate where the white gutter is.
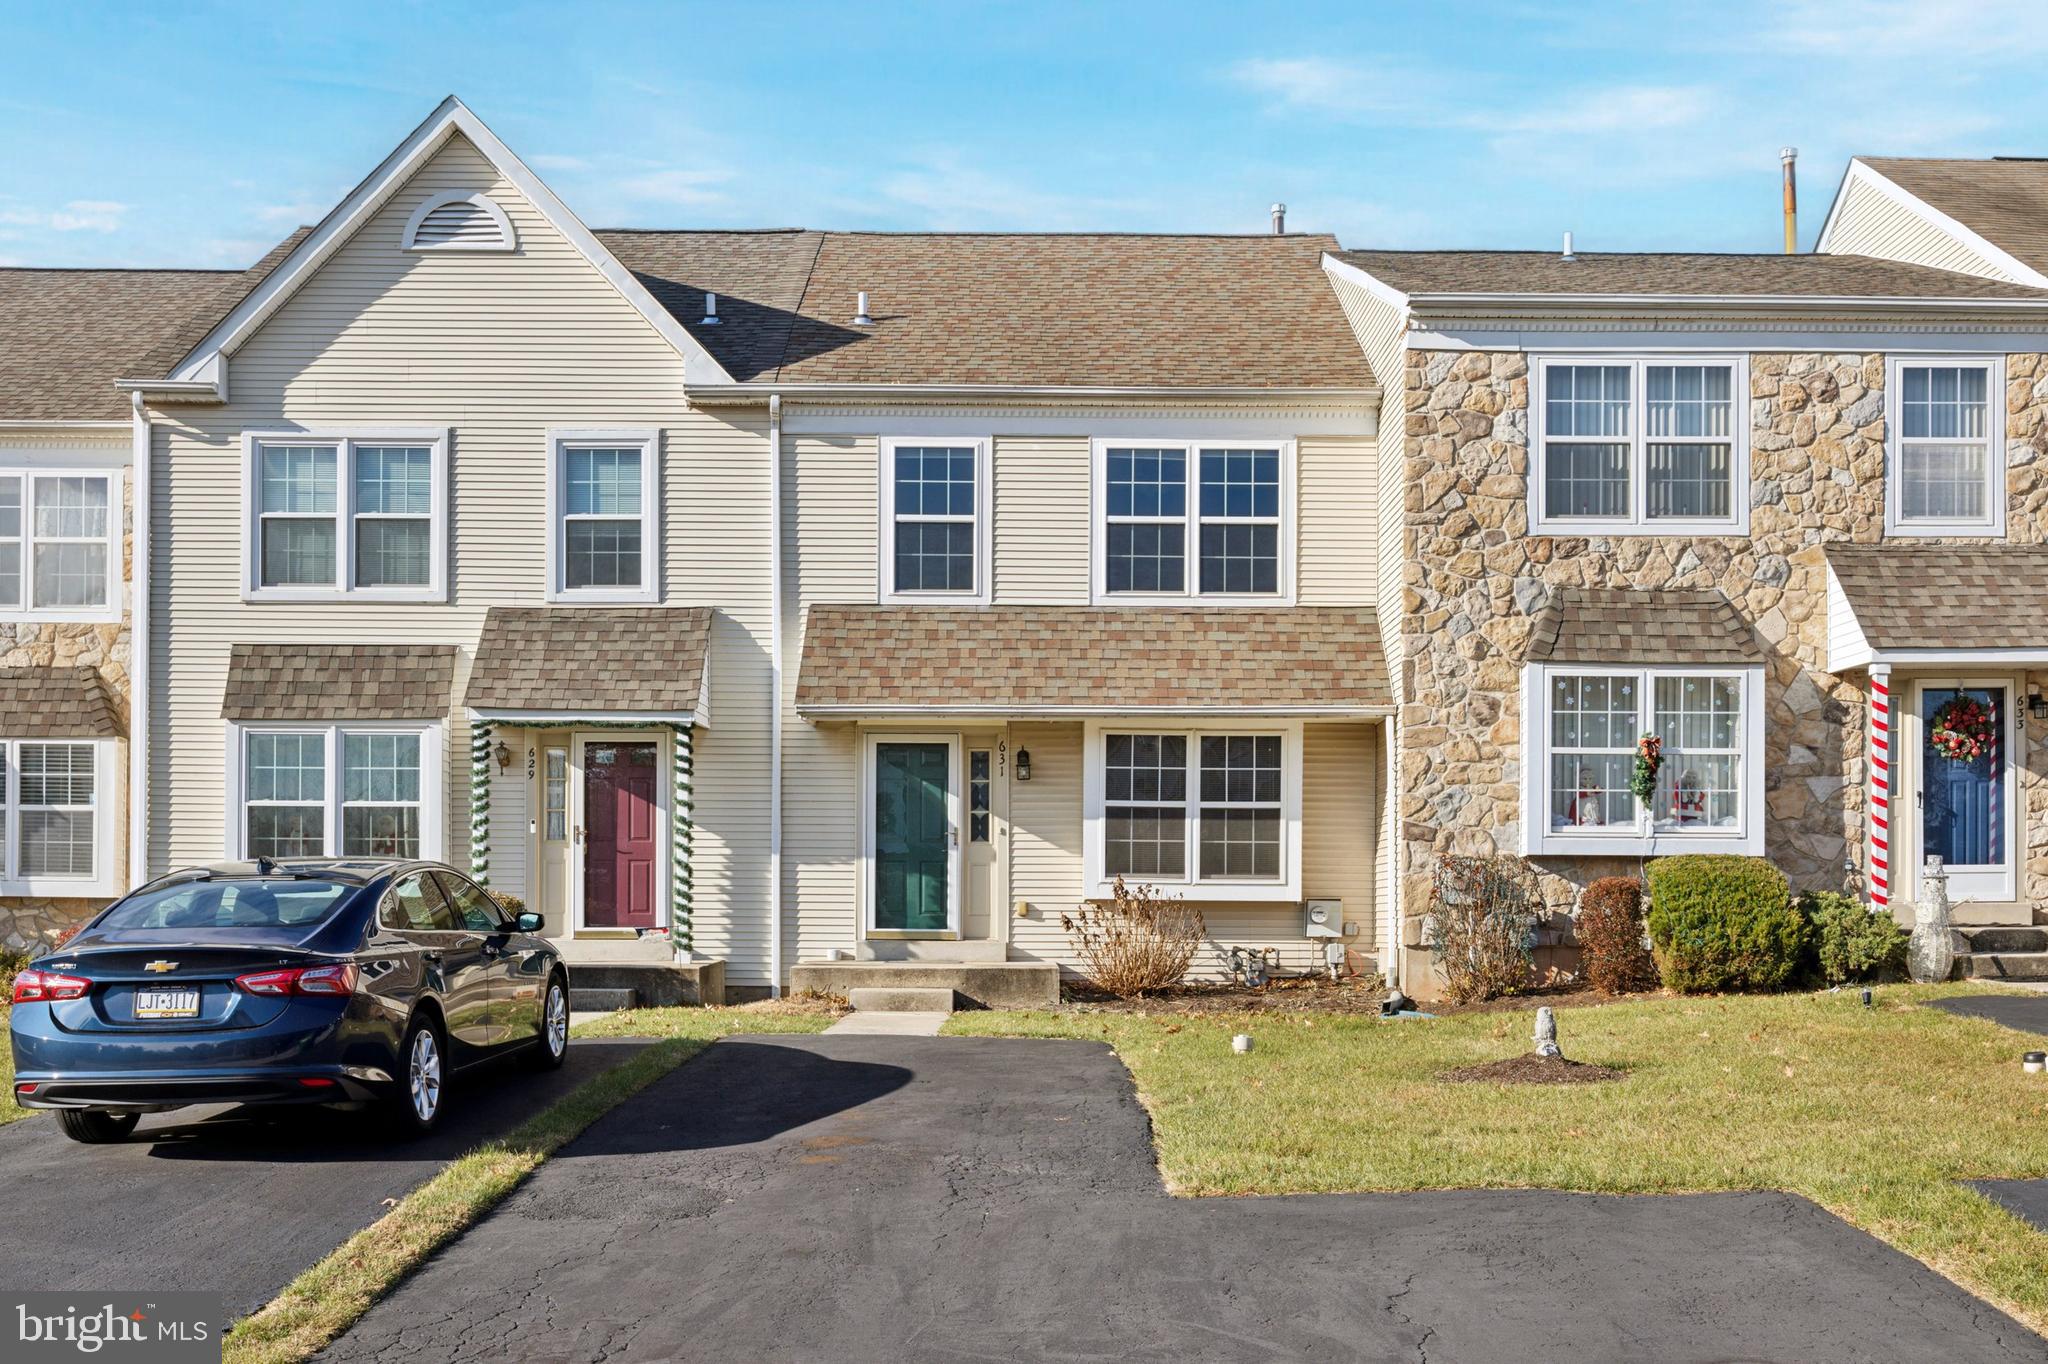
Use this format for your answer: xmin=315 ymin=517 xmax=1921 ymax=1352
xmin=797 ymin=704 xmax=1395 ymax=720
xmin=128 ymin=392 xmax=151 ymax=889
xmin=687 ymin=383 xmax=1380 ymax=407
xmin=1404 ymin=292 xmax=2048 ymax=315
xmin=767 ymin=392 xmax=785 ymax=998
xmin=1381 ymin=712 xmax=1401 ymax=994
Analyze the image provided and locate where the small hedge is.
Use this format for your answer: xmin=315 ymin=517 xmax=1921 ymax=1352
xmin=1803 ymin=890 xmax=1909 ymax=985
xmin=1645 ymin=854 xmax=1805 ymax=993
xmin=1577 ymin=876 xmax=1658 ymax=994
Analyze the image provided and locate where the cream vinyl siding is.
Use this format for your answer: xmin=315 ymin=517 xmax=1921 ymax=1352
xmin=780 ymin=433 xmax=878 ymax=968
xmin=1324 ymin=267 xmax=1409 ymax=937
xmin=1822 ymin=171 xmax=2023 ymax=283
xmin=146 ymin=133 xmax=777 ymax=984
xmin=992 ymin=434 xmax=1089 ymax=604
xmin=1297 ymin=436 xmax=1375 ymax=604
xmin=1004 ymin=720 xmax=1378 ymax=979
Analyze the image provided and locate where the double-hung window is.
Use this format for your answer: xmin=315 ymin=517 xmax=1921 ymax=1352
xmin=547 ymin=430 xmax=659 ymax=602
xmin=1532 ymin=357 xmax=1747 ymax=534
xmin=0 ymin=738 xmax=116 ymax=894
xmin=1086 ymin=724 xmax=1301 ymax=898
xmin=0 ymin=469 xmax=121 ymax=621
xmin=243 ymin=430 xmax=448 ymax=601
xmin=1887 ymin=357 xmax=2004 ymax=535
xmin=880 ymin=438 xmax=989 ymax=602
xmin=1092 ymin=439 xmax=1292 ymax=602
xmin=233 ymin=723 xmax=442 ymax=861
xmin=1523 ymin=663 xmax=1761 ymax=855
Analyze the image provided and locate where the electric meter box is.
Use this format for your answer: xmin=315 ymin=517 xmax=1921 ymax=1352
xmin=1303 ymin=899 xmax=1343 ymax=939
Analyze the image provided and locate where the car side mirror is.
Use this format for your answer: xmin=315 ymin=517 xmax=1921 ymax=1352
xmin=516 ymin=911 xmax=545 ymax=934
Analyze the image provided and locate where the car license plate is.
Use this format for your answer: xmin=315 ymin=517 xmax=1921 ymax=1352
xmin=135 ymin=988 xmax=200 ymax=1019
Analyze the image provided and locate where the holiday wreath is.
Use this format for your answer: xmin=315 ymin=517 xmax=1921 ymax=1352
xmin=1930 ymin=695 xmax=1997 ymax=763
xmin=1629 ymin=733 xmax=1663 ymax=802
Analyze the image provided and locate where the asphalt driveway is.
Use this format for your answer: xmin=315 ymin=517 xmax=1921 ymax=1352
xmin=321 ymin=1035 xmax=2047 ymax=1363
xmin=0 ymin=1039 xmax=648 ymax=1318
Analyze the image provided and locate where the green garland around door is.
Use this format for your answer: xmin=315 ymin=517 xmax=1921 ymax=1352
xmin=670 ymin=722 xmax=695 ymax=955
xmin=469 ymin=719 xmax=493 ymax=888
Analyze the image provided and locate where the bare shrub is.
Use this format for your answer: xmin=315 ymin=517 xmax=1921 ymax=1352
xmin=1061 ymin=877 xmax=1206 ymax=997
xmin=1577 ymin=876 xmax=1659 ymax=995
xmin=1425 ymin=854 xmax=1539 ymax=1003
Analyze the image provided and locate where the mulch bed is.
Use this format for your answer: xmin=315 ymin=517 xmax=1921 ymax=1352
xmin=1439 ymin=1053 xmax=1625 ymax=1085
xmin=1062 ymin=974 xmax=1390 ymax=1016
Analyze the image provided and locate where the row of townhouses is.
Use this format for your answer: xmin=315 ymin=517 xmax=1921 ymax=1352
xmin=3 ymin=99 xmax=2047 ymax=1001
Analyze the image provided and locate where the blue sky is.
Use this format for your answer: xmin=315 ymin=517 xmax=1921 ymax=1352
xmin=6 ymin=0 xmax=2048 ymax=268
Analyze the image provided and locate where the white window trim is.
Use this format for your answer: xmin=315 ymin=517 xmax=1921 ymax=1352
xmin=545 ymin=428 xmax=661 ymax=604
xmin=1082 ymin=720 xmax=1303 ymax=901
xmin=1528 ymin=354 xmax=1751 ymax=537
xmin=0 ymin=737 xmax=120 ymax=897
xmin=1088 ymin=437 xmax=1297 ymax=605
xmin=240 ymin=429 xmax=449 ymax=604
xmin=1519 ymin=662 xmax=1764 ymax=857
xmin=1885 ymin=354 xmax=2007 ymax=538
xmin=223 ymin=721 xmax=445 ymax=861
xmin=877 ymin=436 xmax=992 ymax=605
xmin=0 ymin=466 xmax=124 ymax=624
xmin=401 ymin=190 xmax=518 ymax=253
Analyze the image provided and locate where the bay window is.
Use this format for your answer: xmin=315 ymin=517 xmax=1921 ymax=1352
xmin=1522 ymin=663 xmax=1762 ymax=855
xmin=1092 ymin=439 xmax=1293 ymax=603
xmin=1887 ymin=357 xmax=2004 ymax=535
xmin=547 ymin=429 xmax=659 ymax=602
xmin=1532 ymin=357 xmax=1747 ymax=534
xmin=0 ymin=738 xmax=116 ymax=893
xmin=1086 ymin=724 xmax=1301 ymax=898
xmin=242 ymin=430 xmax=448 ymax=601
xmin=232 ymin=723 xmax=442 ymax=861
xmin=0 ymin=470 xmax=121 ymax=621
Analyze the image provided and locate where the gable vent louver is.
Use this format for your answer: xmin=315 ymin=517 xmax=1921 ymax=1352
xmin=402 ymin=191 xmax=516 ymax=252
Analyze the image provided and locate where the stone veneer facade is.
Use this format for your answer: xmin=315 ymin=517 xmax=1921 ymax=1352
xmin=0 ymin=465 xmax=132 ymax=951
xmin=1397 ymin=349 xmax=2048 ymax=984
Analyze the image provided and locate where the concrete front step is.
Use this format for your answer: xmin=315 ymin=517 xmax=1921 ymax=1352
xmin=571 ymin=987 xmax=637 ymax=1012
xmin=1956 ymin=952 xmax=2048 ymax=982
xmin=566 ymin=960 xmax=726 ymax=1007
xmin=1959 ymin=927 xmax=2048 ymax=955
xmin=791 ymin=961 xmax=1060 ymax=1010
xmin=847 ymin=986 xmax=956 ymax=1014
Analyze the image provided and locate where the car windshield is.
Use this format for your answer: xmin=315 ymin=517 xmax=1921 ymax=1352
xmin=95 ymin=879 xmax=357 ymax=932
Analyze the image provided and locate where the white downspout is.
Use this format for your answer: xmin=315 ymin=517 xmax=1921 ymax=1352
xmin=768 ymin=392 xmax=784 ymax=997
xmin=128 ymin=392 xmax=151 ymax=888
xmin=1382 ymin=711 xmax=1400 ymax=992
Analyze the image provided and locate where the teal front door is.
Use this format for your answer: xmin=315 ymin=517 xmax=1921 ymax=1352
xmin=874 ymin=740 xmax=953 ymax=933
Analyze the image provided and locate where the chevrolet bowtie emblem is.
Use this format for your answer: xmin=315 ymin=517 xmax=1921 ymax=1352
xmin=143 ymin=960 xmax=178 ymax=973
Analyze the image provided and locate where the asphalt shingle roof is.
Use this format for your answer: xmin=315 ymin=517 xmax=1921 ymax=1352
xmin=0 ymin=667 xmax=122 ymax=737
xmin=1525 ymin=588 xmax=1764 ymax=666
xmin=796 ymin=606 xmax=1390 ymax=712
xmin=1858 ymin=157 xmax=2048 ymax=277
xmin=464 ymin=607 xmax=713 ymax=715
xmin=1334 ymin=249 xmax=2048 ymax=301
xmin=221 ymin=644 xmax=457 ymax=721
xmin=1825 ymin=543 xmax=2048 ymax=651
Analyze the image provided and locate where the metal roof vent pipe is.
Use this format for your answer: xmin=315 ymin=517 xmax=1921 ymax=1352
xmin=1271 ymin=202 xmax=1287 ymax=235
xmin=1562 ymin=231 xmax=1575 ymax=262
xmin=853 ymin=291 xmax=874 ymax=326
xmin=700 ymin=291 xmax=721 ymax=325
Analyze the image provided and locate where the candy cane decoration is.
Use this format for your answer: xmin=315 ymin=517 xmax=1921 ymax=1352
xmin=1869 ymin=666 xmax=1890 ymax=910
xmin=1988 ymin=691 xmax=2002 ymax=867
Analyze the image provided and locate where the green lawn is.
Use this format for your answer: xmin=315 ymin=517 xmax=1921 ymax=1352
xmin=0 ymin=1007 xmax=24 ymax=1127
xmin=947 ymin=984 xmax=2048 ymax=1336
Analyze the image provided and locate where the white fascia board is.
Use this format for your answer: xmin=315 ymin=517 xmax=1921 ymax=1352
xmin=164 ymin=96 xmax=734 ymax=391
xmin=1818 ymin=159 xmax=2048 ymax=289
xmin=686 ymin=383 xmax=1380 ymax=407
xmin=1825 ymin=563 xmax=1873 ymax=675
xmin=1320 ymin=251 xmax=1415 ymax=319
xmin=1408 ymin=292 xmax=2048 ymax=316
xmin=1866 ymin=648 xmax=2048 ymax=667
xmin=467 ymin=708 xmax=702 ymax=726
xmin=798 ymin=703 xmax=1394 ymax=720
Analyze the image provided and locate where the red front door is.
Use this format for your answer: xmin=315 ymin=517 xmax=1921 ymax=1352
xmin=584 ymin=741 xmax=659 ymax=929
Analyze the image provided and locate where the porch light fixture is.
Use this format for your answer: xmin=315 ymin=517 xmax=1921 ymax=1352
xmin=1015 ymin=749 xmax=1031 ymax=782
xmin=2030 ymin=693 xmax=2048 ymax=721
xmin=493 ymin=740 xmax=513 ymax=773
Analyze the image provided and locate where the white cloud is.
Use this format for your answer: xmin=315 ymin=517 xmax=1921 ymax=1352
xmin=0 ymin=199 xmax=130 ymax=233
xmin=254 ymin=200 xmax=326 ymax=225
xmin=1765 ymin=0 xmax=2048 ymax=60
xmin=614 ymin=167 xmax=731 ymax=207
xmin=1495 ymin=85 xmax=1716 ymax=136
xmin=1227 ymin=56 xmax=1431 ymax=121
xmin=872 ymin=152 xmax=1142 ymax=230
xmin=530 ymin=153 xmax=589 ymax=173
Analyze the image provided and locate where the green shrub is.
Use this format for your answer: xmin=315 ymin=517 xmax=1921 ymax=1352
xmin=1576 ymin=876 xmax=1659 ymax=994
xmin=1645 ymin=855 xmax=1805 ymax=993
xmin=0 ymin=946 xmax=27 ymax=997
xmin=1803 ymin=890 xmax=1909 ymax=985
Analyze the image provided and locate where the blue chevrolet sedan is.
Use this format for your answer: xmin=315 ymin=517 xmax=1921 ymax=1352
xmin=9 ymin=858 xmax=568 ymax=1143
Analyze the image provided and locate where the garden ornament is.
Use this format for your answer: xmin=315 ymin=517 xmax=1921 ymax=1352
xmin=1907 ymin=858 xmax=1955 ymax=984
xmin=1534 ymin=1005 xmax=1561 ymax=1058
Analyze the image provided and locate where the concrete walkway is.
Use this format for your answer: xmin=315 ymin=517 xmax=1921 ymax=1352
xmin=822 ymin=1010 xmax=950 ymax=1036
xmin=320 ymin=1035 xmax=2045 ymax=1363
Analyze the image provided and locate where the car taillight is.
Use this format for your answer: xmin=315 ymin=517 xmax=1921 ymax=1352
xmin=234 ymin=964 xmax=358 ymax=997
xmin=12 ymin=969 xmax=89 ymax=1003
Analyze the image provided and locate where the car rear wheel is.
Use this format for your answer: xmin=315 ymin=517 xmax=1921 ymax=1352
xmin=527 ymin=973 xmax=569 ymax=1071
xmin=387 ymin=1014 xmax=448 ymax=1136
xmin=56 ymin=1110 xmax=140 ymax=1145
